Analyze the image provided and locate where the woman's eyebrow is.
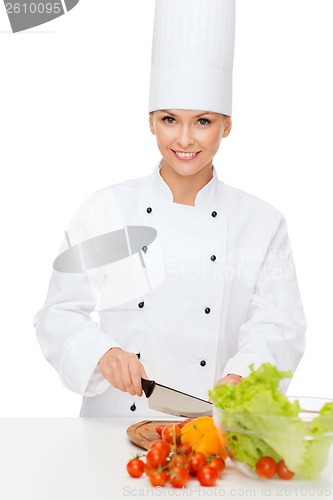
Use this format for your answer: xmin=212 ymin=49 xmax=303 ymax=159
xmin=161 ymin=109 xmax=214 ymax=118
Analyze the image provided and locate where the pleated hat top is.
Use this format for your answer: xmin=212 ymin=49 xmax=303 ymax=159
xmin=148 ymin=0 xmax=236 ymax=116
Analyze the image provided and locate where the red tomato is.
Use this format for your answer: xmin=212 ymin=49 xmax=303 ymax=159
xmin=150 ymin=439 xmax=170 ymax=455
xmin=155 ymin=426 xmax=164 ymax=436
xmin=126 ymin=458 xmax=145 ymax=478
xmin=256 ymin=456 xmax=277 ymax=479
xmin=189 ymin=452 xmax=207 ymax=476
xmin=144 ymin=462 xmax=152 ymax=475
xmin=170 ymin=453 xmax=190 ymax=472
xmin=146 ymin=447 xmax=168 ymax=469
xmin=207 ymin=456 xmax=225 ymax=477
xmin=169 ymin=466 xmax=190 ymax=488
xmin=162 ymin=424 xmax=182 ymax=445
xmin=277 ymin=460 xmax=294 ymax=480
xmin=171 ymin=442 xmax=193 ymax=456
xmin=149 ymin=470 xmax=169 ymax=487
xmin=197 ymin=465 xmax=218 ymax=486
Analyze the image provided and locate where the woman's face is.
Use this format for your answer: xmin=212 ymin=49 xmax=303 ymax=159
xmin=149 ymin=109 xmax=232 ymax=177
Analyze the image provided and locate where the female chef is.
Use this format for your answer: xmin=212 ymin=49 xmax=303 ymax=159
xmin=34 ymin=0 xmax=306 ymax=417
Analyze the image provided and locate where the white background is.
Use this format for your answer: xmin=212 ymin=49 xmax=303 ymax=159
xmin=0 ymin=0 xmax=332 ymax=417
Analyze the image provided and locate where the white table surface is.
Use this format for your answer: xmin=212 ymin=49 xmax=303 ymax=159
xmin=0 ymin=418 xmax=332 ymax=500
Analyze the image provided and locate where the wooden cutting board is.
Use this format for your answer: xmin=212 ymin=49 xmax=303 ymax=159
xmin=126 ymin=420 xmax=183 ymax=450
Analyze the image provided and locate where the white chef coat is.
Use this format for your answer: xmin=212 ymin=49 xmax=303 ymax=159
xmin=34 ymin=162 xmax=306 ymax=417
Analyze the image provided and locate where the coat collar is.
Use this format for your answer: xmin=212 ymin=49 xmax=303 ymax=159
xmin=151 ymin=159 xmax=219 ymax=206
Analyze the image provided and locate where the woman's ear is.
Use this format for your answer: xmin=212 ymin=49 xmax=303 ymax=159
xmin=149 ymin=112 xmax=156 ymax=135
xmin=223 ymin=116 xmax=232 ymax=138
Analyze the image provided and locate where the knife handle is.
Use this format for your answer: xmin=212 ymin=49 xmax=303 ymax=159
xmin=141 ymin=378 xmax=155 ymax=398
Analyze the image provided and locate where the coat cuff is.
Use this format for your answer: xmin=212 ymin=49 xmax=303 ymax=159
xmin=221 ymin=354 xmax=293 ymax=393
xmin=221 ymin=353 xmax=269 ymax=379
xmin=58 ymin=327 xmax=120 ymax=396
xmin=84 ymin=365 xmax=111 ymax=397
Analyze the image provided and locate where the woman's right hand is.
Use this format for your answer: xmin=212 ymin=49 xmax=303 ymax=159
xmin=98 ymin=347 xmax=148 ymax=397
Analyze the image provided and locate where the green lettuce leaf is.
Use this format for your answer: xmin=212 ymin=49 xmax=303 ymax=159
xmin=297 ymin=402 xmax=333 ymax=479
xmin=209 ymin=363 xmax=333 ymax=478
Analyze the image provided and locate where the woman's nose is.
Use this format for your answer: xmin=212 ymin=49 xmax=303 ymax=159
xmin=177 ymin=126 xmax=194 ymax=148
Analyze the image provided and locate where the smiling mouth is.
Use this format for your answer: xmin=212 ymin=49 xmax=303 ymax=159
xmin=171 ymin=150 xmax=201 ymax=159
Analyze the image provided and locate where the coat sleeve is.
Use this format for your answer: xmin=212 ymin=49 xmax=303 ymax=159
xmin=222 ymin=216 xmax=307 ymax=390
xmin=33 ymin=266 xmax=118 ymax=397
xmin=33 ymin=193 xmax=123 ymax=397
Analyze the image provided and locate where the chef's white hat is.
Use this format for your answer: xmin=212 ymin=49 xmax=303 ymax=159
xmin=148 ymin=0 xmax=236 ymax=116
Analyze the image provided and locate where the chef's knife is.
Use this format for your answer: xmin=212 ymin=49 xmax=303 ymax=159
xmin=141 ymin=378 xmax=212 ymax=418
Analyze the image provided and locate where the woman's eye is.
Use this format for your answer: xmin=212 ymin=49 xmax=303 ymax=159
xmin=162 ymin=116 xmax=175 ymax=124
xmin=198 ymin=118 xmax=210 ymax=126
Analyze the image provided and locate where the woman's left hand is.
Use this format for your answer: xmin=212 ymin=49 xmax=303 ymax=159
xmin=216 ymin=373 xmax=242 ymax=386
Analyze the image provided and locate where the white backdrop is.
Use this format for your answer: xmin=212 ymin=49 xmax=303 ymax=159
xmin=0 ymin=0 xmax=332 ymax=417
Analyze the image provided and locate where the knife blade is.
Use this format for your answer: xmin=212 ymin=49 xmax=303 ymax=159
xmin=141 ymin=378 xmax=212 ymax=418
